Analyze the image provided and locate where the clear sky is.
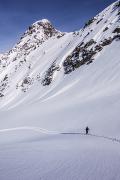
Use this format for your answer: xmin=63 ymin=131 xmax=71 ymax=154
xmin=0 ymin=0 xmax=116 ymax=52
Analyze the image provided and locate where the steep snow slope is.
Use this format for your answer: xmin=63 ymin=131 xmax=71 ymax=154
xmin=0 ymin=1 xmax=119 ymax=109
xmin=0 ymin=1 xmax=120 ymax=180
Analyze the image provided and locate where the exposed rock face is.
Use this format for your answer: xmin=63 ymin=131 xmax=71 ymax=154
xmin=113 ymin=27 xmax=120 ymax=34
xmin=42 ymin=63 xmax=60 ymax=86
xmin=63 ymin=42 xmax=97 ymax=74
xmin=63 ymin=34 xmax=120 ymax=75
xmin=0 ymin=93 xmax=4 ymax=98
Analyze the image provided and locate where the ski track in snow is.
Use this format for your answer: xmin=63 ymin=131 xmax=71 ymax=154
xmin=0 ymin=126 xmax=120 ymax=144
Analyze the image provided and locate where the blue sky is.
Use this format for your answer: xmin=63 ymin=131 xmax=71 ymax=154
xmin=0 ymin=0 xmax=116 ymax=52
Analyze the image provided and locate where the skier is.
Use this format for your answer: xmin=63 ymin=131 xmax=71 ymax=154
xmin=85 ymin=126 xmax=89 ymax=135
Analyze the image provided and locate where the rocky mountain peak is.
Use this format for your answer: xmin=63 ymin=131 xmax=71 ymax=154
xmin=25 ymin=18 xmax=58 ymax=38
xmin=5 ymin=19 xmax=64 ymax=60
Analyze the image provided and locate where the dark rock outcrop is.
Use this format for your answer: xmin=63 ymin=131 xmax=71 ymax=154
xmin=42 ymin=63 xmax=60 ymax=86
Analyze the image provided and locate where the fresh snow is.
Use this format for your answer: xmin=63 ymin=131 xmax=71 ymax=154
xmin=0 ymin=0 xmax=120 ymax=179
xmin=34 ymin=19 xmax=52 ymax=25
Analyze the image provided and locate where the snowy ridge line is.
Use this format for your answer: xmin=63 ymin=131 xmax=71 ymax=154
xmin=0 ymin=127 xmax=120 ymax=144
xmin=0 ymin=127 xmax=59 ymax=134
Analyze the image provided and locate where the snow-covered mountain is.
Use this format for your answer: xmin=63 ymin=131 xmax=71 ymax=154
xmin=0 ymin=1 xmax=120 ymax=180
xmin=0 ymin=1 xmax=119 ymax=109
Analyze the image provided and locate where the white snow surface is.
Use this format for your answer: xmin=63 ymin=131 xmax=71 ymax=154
xmin=0 ymin=1 xmax=120 ymax=179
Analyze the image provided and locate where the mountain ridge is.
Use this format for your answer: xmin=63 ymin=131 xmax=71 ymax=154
xmin=0 ymin=0 xmax=119 ymax=111
xmin=0 ymin=1 xmax=120 ymax=180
